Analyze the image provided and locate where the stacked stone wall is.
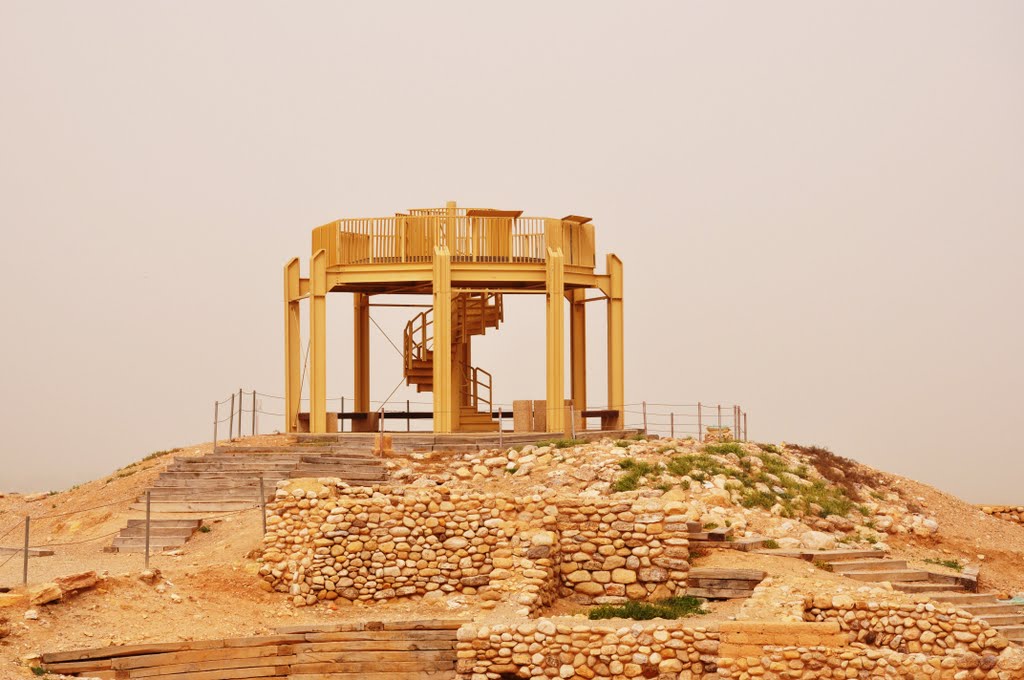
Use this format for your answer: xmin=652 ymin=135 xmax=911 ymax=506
xmin=259 ymin=482 xmax=689 ymax=610
xmin=556 ymin=498 xmax=690 ymax=605
xmin=980 ymin=505 xmax=1024 ymax=526
xmin=455 ymin=619 xmax=721 ymax=679
xmin=805 ymin=596 xmax=1010 ymax=656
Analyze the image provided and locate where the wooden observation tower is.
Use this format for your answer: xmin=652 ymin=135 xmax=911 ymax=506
xmin=283 ymin=202 xmax=624 ymax=435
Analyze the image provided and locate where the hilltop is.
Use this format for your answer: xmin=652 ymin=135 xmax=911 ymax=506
xmin=1 ymin=433 xmax=1023 ymax=677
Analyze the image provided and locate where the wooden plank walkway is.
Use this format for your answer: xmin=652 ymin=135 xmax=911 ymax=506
xmin=42 ymin=619 xmax=466 ymax=679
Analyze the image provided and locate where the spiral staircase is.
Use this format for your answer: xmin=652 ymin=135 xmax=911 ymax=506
xmin=403 ymin=292 xmax=502 ymax=432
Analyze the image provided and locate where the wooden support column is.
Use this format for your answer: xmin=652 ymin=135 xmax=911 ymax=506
xmin=569 ymin=288 xmax=587 ymax=415
xmin=283 ymin=258 xmax=301 ymax=433
xmin=432 ymin=246 xmax=454 ymax=433
xmin=309 ymin=249 xmax=328 ymax=433
xmin=546 ymin=247 xmax=566 ymax=434
xmin=353 ymin=293 xmax=370 ymax=413
xmin=606 ymin=254 xmax=624 ymax=430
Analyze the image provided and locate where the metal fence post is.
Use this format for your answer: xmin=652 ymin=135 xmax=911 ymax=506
xmin=144 ymin=491 xmax=151 ymax=570
xmin=570 ymin=404 xmax=576 ymax=439
xmin=22 ymin=516 xmax=30 ymax=586
xmin=229 ymin=393 xmax=235 ymax=441
xmin=670 ymin=412 xmax=675 ymax=439
xmin=407 ymin=399 xmax=411 ymax=432
xmin=259 ymin=476 xmax=267 ymax=536
xmin=340 ymin=396 xmax=345 ymax=433
xmin=213 ymin=401 xmax=219 ymax=448
xmin=743 ymin=412 xmax=748 ymax=441
xmin=642 ymin=401 xmax=648 ymax=434
xmin=238 ymin=389 xmax=244 ymax=438
xmin=697 ymin=402 xmax=702 ymax=443
xmin=717 ymin=404 xmax=722 ymax=432
xmin=498 ymin=407 xmax=503 ymax=448
xmin=251 ymin=391 xmax=257 ymax=436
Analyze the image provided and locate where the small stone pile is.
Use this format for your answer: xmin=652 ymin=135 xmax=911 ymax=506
xmin=455 ymin=619 xmax=721 ymax=679
xmin=805 ymin=596 xmax=1010 ymax=656
xmin=980 ymin=505 xmax=1024 ymax=526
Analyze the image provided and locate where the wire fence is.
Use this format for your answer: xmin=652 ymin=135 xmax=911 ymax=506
xmin=0 ymin=486 xmax=266 ymax=590
xmin=213 ymin=389 xmax=748 ymax=443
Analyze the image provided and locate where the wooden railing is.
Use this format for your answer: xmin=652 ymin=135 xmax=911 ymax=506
xmin=312 ymin=215 xmax=596 ymax=268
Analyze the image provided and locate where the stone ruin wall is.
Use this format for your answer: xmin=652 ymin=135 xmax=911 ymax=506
xmin=980 ymin=505 xmax=1024 ymax=527
xmin=456 ymin=618 xmax=1024 ymax=680
xmin=259 ymin=482 xmax=689 ymax=610
xmin=805 ymin=595 xmax=1010 ymax=657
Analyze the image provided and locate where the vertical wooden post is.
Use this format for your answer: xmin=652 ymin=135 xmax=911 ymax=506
xmin=251 ymin=391 xmax=257 ymax=436
xmin=545 ymin=242 xmax=565 ymax=434
xmin=353 ymin=293 xmax=371 ymax=415
xmin=717 ymin=404 xmax=722 ymax=432
xmin=284 ymin=258 xmax=301 ymax=433
xmin=569 ymin=289 xmax=587 ymax=415
xmin=144 ymin=491 xmax=151 ymax=570
xmin=22 ymin=516 xmax=29 ymax=585
xmin=570 ymin=404 xmax=576 ymax=439
xmin=670 ymin=412 xmax=675 ymax=439
xmin=743 ymin=412 xmax=748 ymax=441
xmin=238 ymin=388 xmax=243 ymax=438
xmin=642 ymin=401 xmax=648 ymax=434
xmin=259 ymin=476 xmax=267 ymax=536
xmin=229 ymin=393 xmax=235 ymax=441
xmin=432 ymin=246 xmax=453 ymax=433
xmin=213 ymin=401 xmax=219 ymax=449
xmin=605 ymin=255 xmax=624 ymax=430
xmin=340 ymin=396 xmax=345 ymax=433
xmin=309 ymin=249 xmax=328 ymax=433
xmin=406 ymin=399 xmax=411 ymax=432
xmin=498 ymin=407 xmax=503 ymax=448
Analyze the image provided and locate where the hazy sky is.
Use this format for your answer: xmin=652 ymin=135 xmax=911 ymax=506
xmin=1 ymin=2 xmax=1021 ymax=503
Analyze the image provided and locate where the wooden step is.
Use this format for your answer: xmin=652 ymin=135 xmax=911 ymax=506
xmin=831 ymin=559 xmax=908 ymax=573
xmin=841 ymin=569 xmax=930 ymax=583
xmin=997 ymin=625 xmax=1024 ymax=640
xmin=961 ymin=603 xmax=1023 ymax=616
xmin=982 ymin=614 xmax=1024 ymax=626
xmin=893 ymin=582 xmax=965 ymax=593
xmin=129 ymin=500 xmax=257 ymax=512
xmin=931 ymin=592 xmax=998 ymax=606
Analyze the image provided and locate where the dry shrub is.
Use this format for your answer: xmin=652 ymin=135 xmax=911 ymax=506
xmin=0 ymin=615 xmax=9 ymax=639
xmin=785 ymin=444 xmax=882 ymax=502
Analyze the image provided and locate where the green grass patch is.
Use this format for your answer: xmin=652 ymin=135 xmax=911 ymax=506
xmin=199 ymin=525 xmax=212 ymax=533
xmin=761 ymin=539 xmax=780 ymax=549
xmin=613 ymin=458 xmax=662 ymax=492
xmin=535 ymin=438 xmax=584 ymax=449
xmin=704 ymin=442 xmax=746 ymax=456
xmin=588 ymin=596 xmax=707 ymax=621
xmin=923 ymin=557 xmax=963 ymax=572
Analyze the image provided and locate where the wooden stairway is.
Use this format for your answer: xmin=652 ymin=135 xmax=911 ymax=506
xmin=404 ymin=292 xmax=502 ymax=432
xmin=106 ymin=519 xmax=201 ymax=553
xmin=930 ymin=592 xmax=1024 ymax=646
xmin=129 ymin=451 xmax=388 ymax=513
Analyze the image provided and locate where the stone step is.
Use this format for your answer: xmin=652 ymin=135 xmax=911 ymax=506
xmin=982 ymin=614 xmax=1024 ymax=626
xmin=893 ymin=582 xmax=965 ymax=593
xmin=831 ymin=559 xmax=908 ymax=573
xmin=842 ymin=569 xmax=930 ymax=583
xmin=962 ymin=603 xmax=1023 ymax=616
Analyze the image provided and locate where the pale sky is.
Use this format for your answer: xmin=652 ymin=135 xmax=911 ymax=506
xmin=1 ymin=2 xmax=1021 ymax=504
